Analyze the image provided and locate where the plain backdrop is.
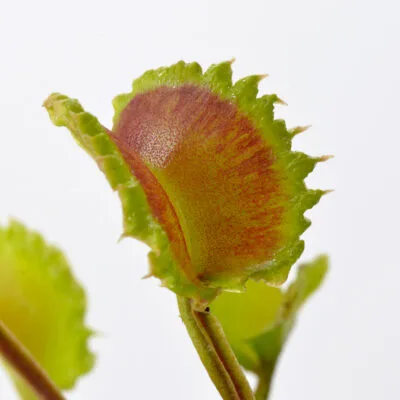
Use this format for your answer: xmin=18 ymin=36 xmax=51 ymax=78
xmin=0 ymin=0 xmax=399 ymax=399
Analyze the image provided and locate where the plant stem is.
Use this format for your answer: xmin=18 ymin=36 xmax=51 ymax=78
xmin=177 ymin=296 xmax=254 ymax=400
xmin=0 ymin=320 xmax=65 ymax=400
xmin=254 ymin=362 xmax=276 ymax=400
xmin=254 ymin=378 xmax=270 ymax=400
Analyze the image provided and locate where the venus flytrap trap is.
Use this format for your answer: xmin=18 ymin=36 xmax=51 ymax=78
xmin=44 ymin=60 xmax=328 ymax=303
xmin=0 ymin=60 xmax=329 ymax=400
xmin=0 ymin=221 xmax=94 ymax=400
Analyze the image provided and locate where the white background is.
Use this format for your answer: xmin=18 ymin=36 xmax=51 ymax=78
xmin=0 ymin=0 xmax=399 ymax=399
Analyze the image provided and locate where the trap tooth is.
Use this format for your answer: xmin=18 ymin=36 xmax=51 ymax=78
xmin=289 ymin=125 xmax=312 ymax=137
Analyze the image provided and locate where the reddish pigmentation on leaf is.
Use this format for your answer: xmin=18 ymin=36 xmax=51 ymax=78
xmin=113 ymin=85 xmax=286 ymax=284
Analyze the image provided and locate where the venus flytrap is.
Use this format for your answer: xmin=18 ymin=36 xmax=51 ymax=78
xmin=43 ymin=60 xmax=329 ymax=399
xmin=0 ymin=60 xmax=329 ymax=400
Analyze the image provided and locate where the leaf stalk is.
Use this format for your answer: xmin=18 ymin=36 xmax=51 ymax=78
xmin=0 ymin=320 xmax=65 ymax=400
xmin=177 ymin=296 xmax=254 ymax=400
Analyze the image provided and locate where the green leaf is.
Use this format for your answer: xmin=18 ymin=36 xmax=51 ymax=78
xmin=0 ymin=220 xmax=95 ymax=399
xmin=212 ymin=255 xmax=328 ymax=392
